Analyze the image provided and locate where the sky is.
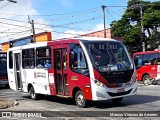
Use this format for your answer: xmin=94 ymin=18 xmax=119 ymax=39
xmin=0 ymin=0 xmax=159 ymax=44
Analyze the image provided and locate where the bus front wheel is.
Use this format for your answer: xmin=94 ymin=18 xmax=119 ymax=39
xmin=142 ymin=74 xmax=150 ymax=85
xmin=111 ymin=97 xmax=123 ymax=104
xmin=29 ymin=86 xmax=39 ymax=100
xmin=75 ymin=90 xmax=87 ymax=108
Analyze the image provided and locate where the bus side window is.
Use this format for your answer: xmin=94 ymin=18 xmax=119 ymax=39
xmin=22 ymin=48 xmax=35 ymax=69
xmin=36 ymin=47 xmax=51 ymax=69
xmin=143 ymin=54 xmax=152 ymax=65
xmin=134 ymin=55 xmax=142 ymax=67
xmin=151 ymin=53 xmax=158 ymax=65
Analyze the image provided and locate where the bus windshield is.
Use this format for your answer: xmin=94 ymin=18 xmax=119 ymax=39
xmin=84 ymin=41 xmax=133 ymax=72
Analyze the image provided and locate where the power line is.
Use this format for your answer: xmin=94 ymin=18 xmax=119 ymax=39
xmin=57 ymin=16 xmax=101 ymax=26
xmin=0 ymin=17 xmax=29 ymax=23
xmin=0 ymin=6 xmax=100 ymax=16
xmin=50 ymin=9 xmax=101 ymax=21
xmin=0 ymin=21 xmax=31 ymax=28
xmin=34 ymin=21 xmax=93 ymax=32
xmin=0 ymin=23 xmax=30 ymax=33
xmin=0 ymin=6 xmax=127 ymax=16
xmin=0 ymin=30 xmax=30 ymax=34
xmin=0 ymin=2 xmax=10 ymax=9
xmin=0 ymin=30 xmax=31 ymax=38
xmin=107 ymin=7 xmax=126 ymax=17
xmin=106 ymin=9 xmax=116 ymax=21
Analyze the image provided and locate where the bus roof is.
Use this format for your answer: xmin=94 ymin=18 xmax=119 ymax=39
xmin=7 ymin=42 xmax=48 ymax=51
xmin=48 ymin=37 xmax=120 ymax=46
xmin=133 ymin=50 xmax=160 ymax=56
xmin=8 ymin=37 xmax=121 ymax=51
xmin=72 ymin=37 xmax=118 ymax=41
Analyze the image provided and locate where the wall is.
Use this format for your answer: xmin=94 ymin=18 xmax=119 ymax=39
xmin=81 ymin=29 xmax=112 ymax=38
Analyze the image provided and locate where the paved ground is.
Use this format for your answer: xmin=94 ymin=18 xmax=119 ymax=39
xmin=0 ymin=84 xmax=160 ymax=120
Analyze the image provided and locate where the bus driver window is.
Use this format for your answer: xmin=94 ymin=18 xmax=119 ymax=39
xmin=69 ymin=44 xmax=88 ymax=75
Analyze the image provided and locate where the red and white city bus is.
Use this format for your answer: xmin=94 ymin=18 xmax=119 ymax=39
xmin=133 ymin=50 xmax=160 ymax=83
xmin=7 ymin=37 xmax=137 ymax=108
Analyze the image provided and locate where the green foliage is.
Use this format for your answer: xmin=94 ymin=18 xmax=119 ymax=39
xmin=111 ymin=0 xmax=160 ymax=52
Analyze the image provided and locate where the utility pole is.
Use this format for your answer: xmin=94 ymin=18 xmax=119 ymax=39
xmin=140 ymin=0 xmax=145 ymax=52
xmin=28 ymin=15 xmax=35 ymax=43
xmin=128 ymin=0 xmax=145 ymax=51
xmin=31 ymin=20 xmax=35 ymax=43
xmin=102 ymin=5 xmax=106 ymax=38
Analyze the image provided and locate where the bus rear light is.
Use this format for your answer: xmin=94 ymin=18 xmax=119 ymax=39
xmin=94 ymin=79 xmax=105 ymax=87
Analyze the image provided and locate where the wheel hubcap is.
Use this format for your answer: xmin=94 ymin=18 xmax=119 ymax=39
xmin=77 ymin=94 xmax=83 ymax=105
xmin=31 ymin=89 xmax=35 ymax=98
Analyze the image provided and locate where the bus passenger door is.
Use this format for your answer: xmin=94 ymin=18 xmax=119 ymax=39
xmin=54 ymin=48 xmax=69 ymax=96
xmin=14 ymin=53 xmax=23 ymax=90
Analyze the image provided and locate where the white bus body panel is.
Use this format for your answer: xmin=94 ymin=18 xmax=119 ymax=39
xmin=22 ymin=69 xmax=50 ymax=95
xmin=7 ymin=42 xmax=50 ymax=94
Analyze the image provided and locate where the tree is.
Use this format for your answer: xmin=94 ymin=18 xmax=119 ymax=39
xmin=111 ymin=0 xmax=160 ymax=53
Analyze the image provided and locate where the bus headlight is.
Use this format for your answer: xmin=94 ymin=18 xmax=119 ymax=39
xmin=94 ymin=79 xmax=105 ymax=87
xmin=130 ymin=76 xmax=136 ymax=85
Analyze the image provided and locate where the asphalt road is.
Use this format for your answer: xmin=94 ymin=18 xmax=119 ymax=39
xmin=0 ymin=84 xmax=160 ymax=120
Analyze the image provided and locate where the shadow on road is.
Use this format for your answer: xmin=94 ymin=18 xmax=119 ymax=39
xmin=0 ymin=85 xmax=10 ymax=89
xmin=21 ymin=94 xmax=160 ymax=108
xmin=92 ymin=94 xmax=160 ymax=109
xmin=22 ymin=95 xmax=76 ymax=105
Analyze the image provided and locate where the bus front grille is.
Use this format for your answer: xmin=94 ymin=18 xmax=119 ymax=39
xmin=108 ymin=89 xmax=132 ymax=97
xmin=106 ymin=76 xmax=131 ymax=83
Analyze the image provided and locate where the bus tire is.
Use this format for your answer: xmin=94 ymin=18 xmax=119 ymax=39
xmin=142 ymin=74 xmax=150 ymax=85
xmin=111 ymin=97 xmax=123 ymax=104
xmin=29 ymin=86 xmax=39 ymax=100
xmin=75 ymin=90 xmax=87 ymax=108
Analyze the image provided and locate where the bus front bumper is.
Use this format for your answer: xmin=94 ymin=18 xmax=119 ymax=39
xmin=92 ymin=81 xmax=137 ymax=101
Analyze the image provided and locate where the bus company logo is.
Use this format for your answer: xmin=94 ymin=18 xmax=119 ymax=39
xmin=71 ymin=75 xmax=78 ymax=80
xmin=34 ymin=71 xmax=37 ymax=78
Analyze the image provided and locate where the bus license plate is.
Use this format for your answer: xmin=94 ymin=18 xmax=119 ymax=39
xmin=117 ymin=88 xmax=125 ymax=93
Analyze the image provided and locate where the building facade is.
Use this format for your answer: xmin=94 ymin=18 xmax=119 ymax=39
xmin=1 ymin=32 xmax=52 ymax=52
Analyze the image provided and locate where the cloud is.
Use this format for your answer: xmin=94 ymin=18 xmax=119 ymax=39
xmin=92 ymin=23 xmax=104 ymax=31
xmin=0 ymin=0 xmax=52 ymax=43
xmin=60 ymin=0 xmax=73 ymax=6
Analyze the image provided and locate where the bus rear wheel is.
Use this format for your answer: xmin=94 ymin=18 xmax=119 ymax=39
xmin=29 ymin=86 xmax=39 ymax=100
xmin=75 ymin=90 xmax=87 ymax=108
xmin=111 ymin=97 xmax=123 ymax=104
